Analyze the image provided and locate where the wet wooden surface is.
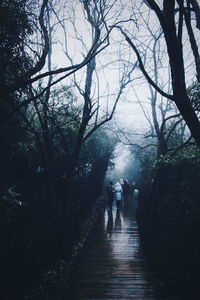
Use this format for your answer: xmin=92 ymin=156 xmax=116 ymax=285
xmin=66 ymin=198 xmax=173 ymax=299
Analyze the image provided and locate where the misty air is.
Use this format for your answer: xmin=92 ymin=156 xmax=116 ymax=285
xmin=1 ymin=1 xmax=200 ymax=299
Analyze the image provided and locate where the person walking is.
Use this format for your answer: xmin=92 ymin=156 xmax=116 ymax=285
xmin=106 ymin=181 xmax=115 ymax=210
xmin=114 ymin=181 xmax=123 ymax=210
xmin=122 ymin=179 xmax=130 ymax=208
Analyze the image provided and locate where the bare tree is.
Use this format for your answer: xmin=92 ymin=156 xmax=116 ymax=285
xmin=1 ymin=0 xmax=114 ymax=112
xmin=53 ymin=0 xmax=137 ymax=176
xmin=117 ymin=0 xmax=200 ymax=147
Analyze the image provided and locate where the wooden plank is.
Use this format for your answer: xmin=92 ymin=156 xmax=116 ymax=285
xmin=66 ymin=204 xmax=166 ymax=299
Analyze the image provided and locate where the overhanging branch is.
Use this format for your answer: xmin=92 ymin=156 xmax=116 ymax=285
xmin=116 ymin=26 xmax=174 ymax=100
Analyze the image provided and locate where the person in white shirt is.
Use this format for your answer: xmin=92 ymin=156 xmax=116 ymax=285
xmin=114 ymin=181 xmax=123 ymax=210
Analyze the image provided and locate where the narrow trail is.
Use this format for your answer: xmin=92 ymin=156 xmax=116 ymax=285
xmin=66 ymin=198 xmax=166 ymax=300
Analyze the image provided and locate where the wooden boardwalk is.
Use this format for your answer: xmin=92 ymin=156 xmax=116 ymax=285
xmin=67 ymin=201 xmax=165 ymax=299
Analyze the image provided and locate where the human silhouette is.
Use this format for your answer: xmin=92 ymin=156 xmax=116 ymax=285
xmin=106 ymin=181 xmax=115 ymax=210
xmin=114 ymin=181 xmax=123 ymax=210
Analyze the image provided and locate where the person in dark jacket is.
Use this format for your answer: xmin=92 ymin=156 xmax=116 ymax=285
xmin=106 ymin=181 xmax=115 ymax=210
xmin=122 ymin=179 xmax=130 ymax=207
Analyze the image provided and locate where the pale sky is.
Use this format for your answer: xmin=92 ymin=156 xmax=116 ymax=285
xmin=48 ymin=0 xmax=198 ymax=167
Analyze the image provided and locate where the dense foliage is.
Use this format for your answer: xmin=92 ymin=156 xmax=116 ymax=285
xmin=0 ymin=1 xmax=117 ymax=298
xmin=137 ymin=145 xmax=200 ymax=297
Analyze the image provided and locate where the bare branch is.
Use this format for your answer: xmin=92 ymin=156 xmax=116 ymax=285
xmin=116 ymin=26 xmax=174 ymax=100
xmin=168 ymin=136 xmax=195 ymax=155
xmin=160 ymin=112 xmax=182 ymax=134
xmin=166 ymin=118 xmax=184 ymax=142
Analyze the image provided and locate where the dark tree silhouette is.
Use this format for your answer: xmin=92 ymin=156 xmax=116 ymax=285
xmin=118 ymin=0 xmax=200 ymax=147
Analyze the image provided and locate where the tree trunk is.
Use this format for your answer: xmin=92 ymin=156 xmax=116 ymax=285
xmin=167 ymin=42 xmax=200 ymax=146
xmin=174 ymin=89 xmax=200 ymax=146
xmin=162 ymin=3 xmax=200 ymax=146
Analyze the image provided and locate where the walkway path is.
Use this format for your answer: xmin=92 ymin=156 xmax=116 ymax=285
xmin=67 ymin=199 xmax=162 ymax=299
